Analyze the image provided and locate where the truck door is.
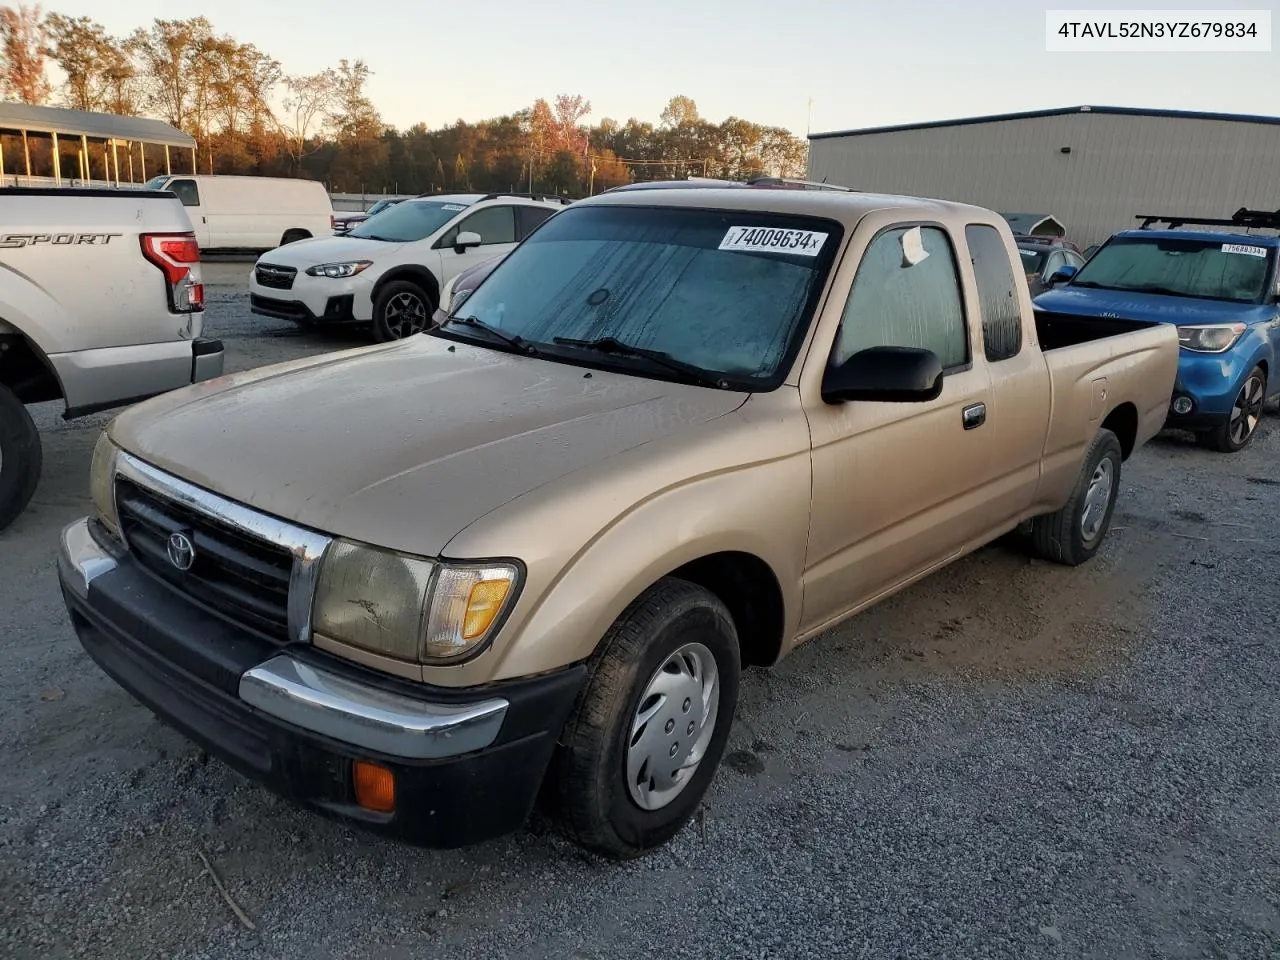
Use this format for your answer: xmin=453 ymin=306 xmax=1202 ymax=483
xmin=802 ymin=223 xmax=998 ymax=632
xmin=164 ymin=178 xmax=211 ymax=249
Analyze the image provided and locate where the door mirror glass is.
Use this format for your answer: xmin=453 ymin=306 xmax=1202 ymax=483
xmin=1047 ymin=264 xmax=1078 ymax=285
xmin=821 ymin=346 xmax=944 ymax=404
xmin=454 ymin=230 xmax=482 ymax=252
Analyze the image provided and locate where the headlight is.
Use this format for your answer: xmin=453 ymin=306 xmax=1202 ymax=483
xmin=1177 ymin=323 xmax=1246 ymax=353
xmin=311 ymin=539 xmax=520 ymax=663
xmin=438 ymin=274 xmax=457 ymax=312
xmin=304 ymin=260 xmax=373 ymax=279
xmin=89 ymin=431 xmax=119 ymax=533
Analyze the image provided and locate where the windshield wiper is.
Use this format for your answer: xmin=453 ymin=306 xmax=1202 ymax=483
xmin=1068 ymin=280 xmax=1108 ymax=288
xmin=551 ymin=336 xmax=727 ymax=388
xmin=356 ymin=234 xmax=396 ymax=242
xmin=445 ymin=315 xmax=538 ymax=354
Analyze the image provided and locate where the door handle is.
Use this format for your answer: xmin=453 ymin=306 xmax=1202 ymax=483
xmin=962 ymin=402 xmax=986 ymax=430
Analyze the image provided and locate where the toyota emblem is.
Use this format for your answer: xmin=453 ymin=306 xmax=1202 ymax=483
xmin=166 ymin=531 xmax=196 ymax=571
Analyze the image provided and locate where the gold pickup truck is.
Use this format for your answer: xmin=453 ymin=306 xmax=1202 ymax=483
xmin=58 ymin=184 xmax=1179 ymax=859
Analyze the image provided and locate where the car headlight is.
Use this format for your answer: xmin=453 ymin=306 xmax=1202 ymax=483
xmin=311 ymin=539 xmax=520 ymax=663
xmin=304 ymin=260 xmax=373 ymax=279
xmin=439 ymin=274 xmax=458 ymax=312
xmin=89 ymin=431 xmax=119 ymax=534
xmin=1177 ymin=323 xmax=1247 ymax=353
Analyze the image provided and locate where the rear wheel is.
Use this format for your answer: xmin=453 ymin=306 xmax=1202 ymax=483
xmin=371 ymin=281 xmax=434 ymax=342
xmin=0 ymin=383 xmax=41 ymax=532
xmin=1199 ymin=366 xmax=1266 ymax=453
xmin=552 ymin=578 xmax=740 ymax=859
xmin=1029 ymin=428 xmax=1122 ymax=566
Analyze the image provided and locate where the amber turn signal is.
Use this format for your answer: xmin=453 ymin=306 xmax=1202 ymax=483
xmin=352 ymin=760 xmax=396 ymax=813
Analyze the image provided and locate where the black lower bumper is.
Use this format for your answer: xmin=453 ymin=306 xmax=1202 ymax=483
xmin=250 ymin=293 xmax=359 ymax=325
xmin=60 ymin=536 xmax=585 ymax=848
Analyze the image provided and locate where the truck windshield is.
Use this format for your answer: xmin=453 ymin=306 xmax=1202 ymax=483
xmin=1069 ymin=236 xmax=1273 ymax=303
xmin=436 ymin=204 xmax=842 ymax=389
xmin=1018 ymin=247 xmax=1048 ymax=274
xmin=348 ymin=200 xmax=469 ymax=242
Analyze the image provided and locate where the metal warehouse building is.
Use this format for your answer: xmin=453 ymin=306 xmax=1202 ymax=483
xmin=806 ymin=105 xmax=1280 ymax=246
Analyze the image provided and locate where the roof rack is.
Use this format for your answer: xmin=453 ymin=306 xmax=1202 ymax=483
xmin=1136 ymin=207 xmax=1280 ymax=232
xmin=745 ymin=176 xmax=855 ymax=192
xmin=412 ymin=191 xmax=571 ymax=204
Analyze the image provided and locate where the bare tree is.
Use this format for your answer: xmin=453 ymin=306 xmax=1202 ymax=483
xmin=279 ymin=69 xmax=338 ymax=169
xmin=0 ymin=3 xmax=50 ymax=104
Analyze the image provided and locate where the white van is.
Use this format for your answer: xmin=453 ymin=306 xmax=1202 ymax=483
xmin=141 ymin=174 xmax=333 ymax=254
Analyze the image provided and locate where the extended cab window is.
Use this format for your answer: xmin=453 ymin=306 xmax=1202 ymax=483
xmin=965 ymin=224 xmax=1023 ymax=361
xmin=167 ymin=179 xmax=199 ymax=207
xmin=833 ymin=225 xmax=968 ymax=369
xmin=442 ymin=206 xmax=517 ymax=247
xmin=438 ymin=204 xmax=841 ymax=389
xmin=1070 ymin=236 xmax=1273 ymax=304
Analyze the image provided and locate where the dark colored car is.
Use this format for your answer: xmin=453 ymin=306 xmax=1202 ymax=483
xmin=333 ymin=197 xmax=406 ymax=234
xmin=431 ymin=255 xmax=502 ymax=326
xmin=1016 ymin=235 xmax=1087 ymax=297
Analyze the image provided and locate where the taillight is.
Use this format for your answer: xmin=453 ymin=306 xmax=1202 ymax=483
xmin=141 ymin=232 xmax=204 ymax=313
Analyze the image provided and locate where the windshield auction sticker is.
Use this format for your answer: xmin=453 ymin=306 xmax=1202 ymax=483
xmin=719 ymin=226 xmax=828 ymax=257
xmin=1222 ymin=243 xmax=1268 ymax=258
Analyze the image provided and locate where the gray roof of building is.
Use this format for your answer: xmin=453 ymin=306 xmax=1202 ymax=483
xmin=0 ymin=102 xmax=195 ymax=148
xmin=810 ymin=105 xmax=1280 ymax=141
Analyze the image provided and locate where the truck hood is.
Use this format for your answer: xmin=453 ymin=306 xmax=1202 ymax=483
xmin=109 ymin=338 xmax=746 ymax=557
xmin=256 ymin=234 xmax=404 ymax=267
xmin=1034 ymin=285 xmax=1269 ymax=324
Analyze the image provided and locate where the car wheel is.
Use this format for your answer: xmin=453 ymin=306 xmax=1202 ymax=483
xmin=0 ymin=382 xmax=42 ymax=532
xmin=1199 ymin=366 xmax=1266 ymax=453
xmin=372 ymin=281 xmax=433 ymax=342
xmin=552 ymin=577 xmax=741 ymax=859
xmin=1028 ymin=427 xmax=1122 ymax=566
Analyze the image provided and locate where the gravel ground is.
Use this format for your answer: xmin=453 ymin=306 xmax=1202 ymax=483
xmin=1 ymin=265 xmax=1277 ymax=959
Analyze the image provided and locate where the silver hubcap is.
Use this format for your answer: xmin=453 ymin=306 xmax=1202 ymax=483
xmin=383 ymin=291 xmax=427 ymax=339
xmin=626 ymin=642 xmax=720 ymax=811
xmin=1229 ymin=374 xmax=1265 ymax=446
xmin=1080 ymin=456 xmax=1115 ymax=542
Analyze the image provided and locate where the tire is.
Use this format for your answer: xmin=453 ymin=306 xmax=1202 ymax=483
xmin=0 ymin=383 xmax=41 ymax=532
xmin=553 ymin=577 xmax=741 ymax=859
xmin=1029 ymin=427 xmax=1122 ymax=566
xmin=1197 ymin=365 xmax=1266 ymax=453
xmin=279 ymin=229 xmax=310 ymax=245
xmin=371 ymin=280 xmax=434 ymax=342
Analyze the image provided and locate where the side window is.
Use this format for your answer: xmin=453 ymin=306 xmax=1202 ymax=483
xmin=517 ymin=205 xmax=556 ymax=240
xmin=833 ymin=225 xmax=968 ymax=370
xmin=457 ymin=205 xmax=516 ymax=246
xmin=964 ymin=224 xmax=1023 ymax=362
xmin=167 ymin=179 xmax=200 ymax=207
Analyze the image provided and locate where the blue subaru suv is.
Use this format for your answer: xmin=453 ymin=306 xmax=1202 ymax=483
xmin=1034 ymin=209 xmax=1280 ymax=452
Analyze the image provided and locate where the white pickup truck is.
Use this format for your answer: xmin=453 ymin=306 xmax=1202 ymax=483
xmin=0 ymin=187 xmax=225 ymax=530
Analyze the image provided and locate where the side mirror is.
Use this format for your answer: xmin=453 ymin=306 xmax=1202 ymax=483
xmin=454 ymin=231 xmax=482 ymax=252
xmin=1047 ymin=264 xmax=1078 ymax=285
xmin=822 ymin=346 xmax=944 ymax=404
xmin=450 ymin=288 xmax=473 ymax=311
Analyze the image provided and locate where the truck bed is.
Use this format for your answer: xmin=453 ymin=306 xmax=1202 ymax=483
xmin=1034 ymin=310 xmax=1162 ymax=351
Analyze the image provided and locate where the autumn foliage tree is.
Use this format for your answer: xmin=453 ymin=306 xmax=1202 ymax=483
xmin=7 ymin=8 xmax=809 ymax=194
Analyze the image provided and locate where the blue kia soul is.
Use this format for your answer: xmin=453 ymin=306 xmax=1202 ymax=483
xmin=1035 ymin=210 xmax=1280 ymax=452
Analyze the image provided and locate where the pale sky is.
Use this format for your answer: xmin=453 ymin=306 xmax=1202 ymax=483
xmin=55 ymin=0 xmax=1279 ymax=135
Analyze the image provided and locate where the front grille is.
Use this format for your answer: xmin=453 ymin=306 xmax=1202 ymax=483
xmin=115 ymin=477 xmax=293 ymax=641
xmin=254 ymin=263 xmax=296 ymax=290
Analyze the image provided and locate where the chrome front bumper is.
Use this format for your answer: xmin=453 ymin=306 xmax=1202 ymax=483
xmin=59 ymin=517 xmax=508 ymax=761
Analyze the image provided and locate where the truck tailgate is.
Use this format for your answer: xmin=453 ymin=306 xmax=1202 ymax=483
xmin=1035 ymin=310 xmax=1179 ymax=504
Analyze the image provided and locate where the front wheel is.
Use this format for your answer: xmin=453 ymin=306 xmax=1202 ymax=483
xmin=1029 ymin=427 xmax=1122 ymax=566
xmin=1198 ymin=365 xmax=1266 ymax=453
xmin=371 ymin=281 xmax=434 ymax=342
xmin=0 ymin=383 xmax=42 ymax=532
xmin=552 ymin=578 xmax=741 ymax=859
